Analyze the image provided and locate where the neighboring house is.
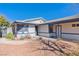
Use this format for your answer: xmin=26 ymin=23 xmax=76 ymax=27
xmin=12 ymin=14 xmax=79 ymax=40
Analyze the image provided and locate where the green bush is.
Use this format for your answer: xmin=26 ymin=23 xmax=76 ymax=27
xmin=6 ymin=32 xmax=14 ymax=40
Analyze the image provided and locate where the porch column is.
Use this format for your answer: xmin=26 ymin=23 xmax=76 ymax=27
xmin=27 ymin=25 xmax=29 ymax=34
xmin=35 ymin=25 xmax=38 ymax=35
xmin=14 ymin=23 xmax=17 ymax=37
xmin=48 ymin=23 xmax=53 ymax=38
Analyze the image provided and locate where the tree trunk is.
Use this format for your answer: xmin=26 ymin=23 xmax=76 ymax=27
xmin=0 ymin=27 xmax=2 ymax=37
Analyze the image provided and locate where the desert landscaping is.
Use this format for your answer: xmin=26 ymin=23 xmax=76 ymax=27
xmin=0 ymin=36 xmax=79 ymax=56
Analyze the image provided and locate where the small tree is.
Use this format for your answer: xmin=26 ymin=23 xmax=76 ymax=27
xmin=0 ymin=16 xmax=10 ymax=27
xmin=0 ymin=16 xmax=10 ymax=37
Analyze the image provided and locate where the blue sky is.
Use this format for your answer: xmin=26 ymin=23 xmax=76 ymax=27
xmin=0 ymin=3 xmax=79 ymax=21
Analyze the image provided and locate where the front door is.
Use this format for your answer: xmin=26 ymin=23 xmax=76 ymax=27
xmin=56 ymin=25 xmax=62 ymax=38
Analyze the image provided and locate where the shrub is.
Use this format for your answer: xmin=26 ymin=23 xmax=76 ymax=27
xmin=6 ymin=32 xmax=14 ymax=40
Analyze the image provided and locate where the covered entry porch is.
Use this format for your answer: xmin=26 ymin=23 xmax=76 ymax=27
xmin=12 ymin=22 xmax=38 ymax=39
xmin=37 ymin=23 xmax=62 ymax=38
xmin=48 ymin=24 xmax=62 ymax=38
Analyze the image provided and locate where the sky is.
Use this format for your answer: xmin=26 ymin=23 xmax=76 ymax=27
xmin=0 ymin=3 xmax=79 ymax=21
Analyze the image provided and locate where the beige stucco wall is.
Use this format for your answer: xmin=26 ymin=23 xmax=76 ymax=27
xmin=38 ymin=24 xmax=49 ymax=32
xmin=43 ymin=21 xmax=79 ymax=40
xmin=38 ymin=24 xmax=49 ymax=37
xmin=60 ymin=22 xmax=79 ymax=33
xmin=28 ymin=25 xmax=36 ymax=36
xmin=59 ymin=21 xmax=79 ymax=40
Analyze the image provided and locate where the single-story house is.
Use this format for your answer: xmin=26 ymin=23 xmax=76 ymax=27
xmin=12 ymin=14 xmax=79 ymax=40
xmin=12 ymin=17 xmax=46 ymax=39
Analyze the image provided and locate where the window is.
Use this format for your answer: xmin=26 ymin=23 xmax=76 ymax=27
xmin=72 ymin=24 xmax=76 ymax=27
xmin=77 ymin=24 xmax=79 ymax=27
xmin=72 ymin=24 xmax=79 ymax=27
